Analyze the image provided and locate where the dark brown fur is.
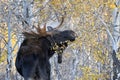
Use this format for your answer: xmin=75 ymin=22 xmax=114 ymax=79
xmin=15 ymin=18 xmax=77 ymax=80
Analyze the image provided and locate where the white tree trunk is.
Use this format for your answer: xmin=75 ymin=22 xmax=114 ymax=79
xmin=71 ymin=49 xmax=79 ymax=80
xmin=112 ymin=0 xmax=120 ymax=51
xmin=22 ymin=0 xmax=33 ymax=27
xmin=6 ymin=9 xmax=12 ymax=80
xmin=112 ymin=0 xmax=120 ymax=80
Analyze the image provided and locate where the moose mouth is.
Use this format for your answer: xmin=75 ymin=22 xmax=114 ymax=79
xmin=70 ymin=38 xmax=75 ymax=41
xmin=70 ymin=32 xmax=78 ymax=41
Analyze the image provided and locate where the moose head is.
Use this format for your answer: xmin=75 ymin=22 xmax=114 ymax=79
xmin=15 ymin=16 xmax=77 ymax=80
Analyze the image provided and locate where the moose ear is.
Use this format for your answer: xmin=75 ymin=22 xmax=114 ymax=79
xmin=47 ymin=26 xmax=54 ymax=31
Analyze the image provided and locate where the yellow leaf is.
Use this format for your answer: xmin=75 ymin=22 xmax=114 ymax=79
xmin=109 ymin=3 xmax=116 ymax=9
xmin=91 ymin=22 xmax=94 ymax=26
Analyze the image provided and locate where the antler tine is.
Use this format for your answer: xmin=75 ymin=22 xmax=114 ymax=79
xmin=33 ymin=22 xmax=47 ymax=36
xmin=54 ymin=16 xmax=64 ymax=30
xmin=33 ymin=23 xmax=42 ymax=34
xmin=37 ymin=23 xmax=48 ymax=36
xmin=42 ymin=23 xmax=46 ymax=34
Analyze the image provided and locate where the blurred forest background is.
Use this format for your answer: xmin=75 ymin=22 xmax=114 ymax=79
xmin=0 ymin=0 xmax=120 ymax=80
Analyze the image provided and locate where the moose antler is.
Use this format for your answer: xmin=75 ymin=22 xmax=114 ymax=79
xmin=36 ymin=23 xmax=47 ymax=36
xmin=46 ymin=16 xmax=65 ymax=36
xmin=47 ymin=16 xmax=64 ymax=31
xmin=23 ymin=16 xmax=64 ymax=38
xmin=54 ymin=16 xmax=64 ymax=30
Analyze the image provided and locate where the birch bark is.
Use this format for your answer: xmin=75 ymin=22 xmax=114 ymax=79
xmin=112 ymin=0 xmax=120 ymax=79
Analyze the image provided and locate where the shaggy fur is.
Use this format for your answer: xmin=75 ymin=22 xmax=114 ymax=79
xmin=15 ymin=19 xmax=76 ymax=80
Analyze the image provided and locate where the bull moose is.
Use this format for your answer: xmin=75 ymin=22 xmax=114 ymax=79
xmin=15 ymin=17 xmax=77 ymax=80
